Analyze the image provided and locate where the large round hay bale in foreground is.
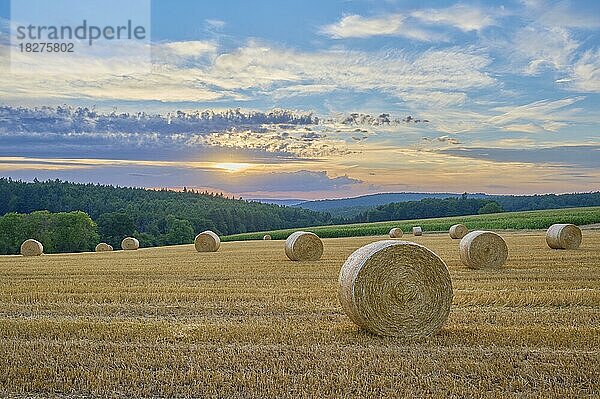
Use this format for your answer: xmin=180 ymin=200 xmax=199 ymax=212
xmin=412 ymin=226 xmax=423 ymax=236
xmin=449 ymin=224 xmax=468 ymax=239
xmin=263 ymin=234 xmax=272 ymax=240
xmin=459 ymin=231 xmax=508 ymax=269
xmin=121 ymin=237 xmax=139 ymax=251
xmin=20 ymin=239 xmax=43 ymax=256
xmin=285 ymin=231 xmax=323 ymax=261
xmin=338 ymin=240 xmax=453 ymax=337
xmin=195 ymin=230 xmax=220 ymax=252
xmin=546 ymin=224 xmax=582 ymax=249
xmin=95 ymin=243 xmax=113 ymax=252
xmin=389 ymin=228 xmax=403 ymax=238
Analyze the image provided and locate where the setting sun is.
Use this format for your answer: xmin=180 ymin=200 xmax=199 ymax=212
xmin=214 ymin=162 xmax=252 ymax=173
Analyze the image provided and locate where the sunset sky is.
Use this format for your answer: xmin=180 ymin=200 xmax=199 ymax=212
xmin=0 ymin=0 xmax=599 ymax=199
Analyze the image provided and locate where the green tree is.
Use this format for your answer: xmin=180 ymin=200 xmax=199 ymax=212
xmin=164 ymin=215 xmax=195 ymax=245
xmin=49 ymin=211 xmax=99 ymax=253
xmin=0 ymin=210 xmax=99 ymax=254
xmin=478 ymin=202 xmax=504 ymax=214
xmin=0 ymin=213 xmax=25 ymax=254
xmin=96 ymin=212 xmax=136 ymax=248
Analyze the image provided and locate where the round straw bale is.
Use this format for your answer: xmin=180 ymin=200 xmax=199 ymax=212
xmin=20 ymin=239 xmax=43 ymax=256
xmin=121 ymin=237 xmax=139 ymax=251
xmin=449 ymin=224 xmax=468 ymax=239
xmin=459 ymin=231 xmax=508 ymax=269
xmin=194 ymin=230 xmax=220 ymax=252
xmin=95 ymin=243 xmax=113 ymax=252
xmin=546 ymin=224 xmax=582 ymax=250
xmin=285 ymin=231 xmax=323 ymax=261
xmin=412 ymin=226 xmax=423 ymax=236
xmin=389 ymin=228 xmax=403 ymax=238
xmin=338 ymin=240 xmax=453 ymax=337
xmin=263 ymin=234 xmax=272 ymax=240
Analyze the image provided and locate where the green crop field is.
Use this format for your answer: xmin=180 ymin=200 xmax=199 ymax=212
xmin=1 ymin=230 xmax=599 ymax=397
xmin=223 ymin=206 xmax=600 ymax=241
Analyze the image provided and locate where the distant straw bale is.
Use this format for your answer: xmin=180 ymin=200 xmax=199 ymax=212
xmin=20 ymin=239 xmax=43 ymax=256
xmin=285 ymin=231 xmax=323 ymax=261
xmin=195 ymin=231 xmax=220 ymax=252
xmin=449 ymin=224 xmax=468 ymax=239
xmin=95 ymin=243 xmax=113 ymax=252
xmin=546 ymin=224 xmax=582 ymax=249
xmin=459 ymin=231 xmax=508 ymax=269
xmin=389 ymin=228 xmax=403 ymax=238
xmin=121 ymin=237 xmax=139 ymax=251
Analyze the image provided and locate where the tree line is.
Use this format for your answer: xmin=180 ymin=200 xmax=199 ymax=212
xmin=1 ymin=179 xmax=598 ymax=254
xmin=0 ymin=211 xmax=99 ymax=254
xmin=0 ymin=178 xmax=332 ymax=252
xmin=352 ymin=196 xmax=504 ymax=223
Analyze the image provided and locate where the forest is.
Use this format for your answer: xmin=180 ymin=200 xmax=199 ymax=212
xmin=0 ymin=178 xmax=331 ymax=253
xmin=352 ymin=196 xmax=504 ymax=223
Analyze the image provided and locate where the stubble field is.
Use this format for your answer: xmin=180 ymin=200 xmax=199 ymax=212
xmin=1 ymin=231 xmax=599 ymax=398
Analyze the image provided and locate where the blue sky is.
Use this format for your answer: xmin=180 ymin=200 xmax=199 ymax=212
xmin=0 ymin=0 xmax=599 ymax=198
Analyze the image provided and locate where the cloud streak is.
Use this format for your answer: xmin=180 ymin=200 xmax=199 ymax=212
xmin=411 ymin=4 xmax=496 ymax=32
xmin=319 ymin=14 xmax=442 ymax=41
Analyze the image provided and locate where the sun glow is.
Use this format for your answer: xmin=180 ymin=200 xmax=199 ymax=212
xmin=214 ymin=162 xmax=253 ymax=173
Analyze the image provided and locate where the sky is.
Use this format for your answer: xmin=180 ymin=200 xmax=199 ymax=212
xmin=0 ymin=0 xmax=599 ymax=199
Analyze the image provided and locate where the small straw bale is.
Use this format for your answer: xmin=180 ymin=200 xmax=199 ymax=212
xmin=338 ymin=240 xmax=453 ymax=337
xmin=412 ymin=226 xmax=423 ymax=236
xmin=389 ymin=228 xmax=403 ymax=238
xmin=263 ymin=234 xmax=272 ymax=240
xmin=20 ymin=239 xmax=43 ymax=256
xmin=449 ymin=224 xmax=468 ymax=239
xmin=95 ymin=243 xmax=113 ymax=252
xmin=121 ymin=237 xmax=140 ymax=251
xmin=546 ymin=223 xmax=582 ymax=250
xmin=285 ymin=231 xmax=323 ymax=261
xmin=195 ymin=230 xmax=220 ymax=252
xmin=459 ymin=231 xmax=508 ymax=269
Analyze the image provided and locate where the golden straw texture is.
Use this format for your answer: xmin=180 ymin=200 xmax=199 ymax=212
xmin=20 ymin=239 xmax=43 ymax=256
xmin=285 ymin=231 xmax=323 ymax=261
xmin=413 ymin=226 xmax=423 ymax=236
xmin=121 ymin=237 xmax=140 ymax=251
xmin=95 ymin=243 xmax=113 ymax=252
xmin=194 ymin=231 xmax=220 ymax=252
xmin=338 ymin=240 xmax=453 ymax=337
xmin=449 ymin=224 xmax=468 ymax=239
xmin=459 ymin=231 xmax=508 ymax=269
xmin=389 ymin=228 xmax=403 ymax=238
xmin=546 ymin=224 xmax=582 ymax=249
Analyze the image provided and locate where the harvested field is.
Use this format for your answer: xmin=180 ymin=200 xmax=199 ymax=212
xmin=1 ymin=231 xmax=599 ymax=397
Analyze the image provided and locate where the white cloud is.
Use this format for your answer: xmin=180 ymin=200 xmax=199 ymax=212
xmin=158 ymin=41 xmax=218 ymax=58
xmin=411 ymin=4 xmax=496 ymax=32
xmin=488 ymin=97 xmax=584 ymax=130
xmin=400 ymin=91 xmax=467 ymax=107
xmin=525 ymin=0 xmax=600 ymax=30
xmin=570 ymin=49 xmax=600 ymax=92
xmin=319 ymin=14 xmax=442 ymax=41
xmin=510 ymin=26 xmax=579 ymax=75
xmin=188 ymin=127 xmax=353 ymax=159
xmin=205 ymin=19 xmax=226 ymax=29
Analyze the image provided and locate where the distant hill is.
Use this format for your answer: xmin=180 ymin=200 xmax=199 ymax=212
xmin=294 ymin=191 xmax=600 ymax=218
xmin=249 ymin=198 xmax=308 ymax=206
xmin=295 ymin=192 xmax=489 ymax=217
